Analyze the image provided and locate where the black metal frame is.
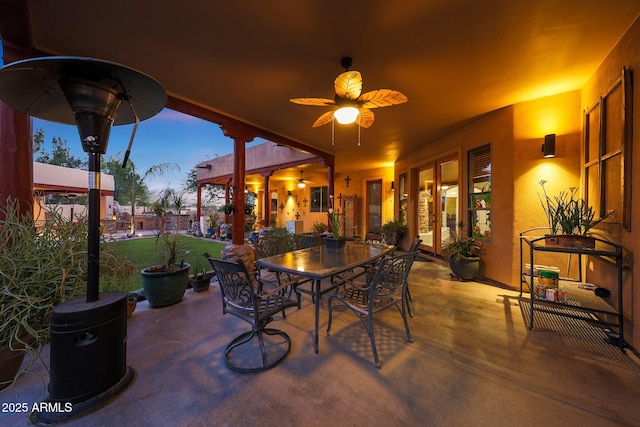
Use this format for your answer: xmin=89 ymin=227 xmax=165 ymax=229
xmin=207 ymin=257 xmax=300 ymax=373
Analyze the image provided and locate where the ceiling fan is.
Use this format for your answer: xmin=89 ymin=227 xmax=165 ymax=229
xmin=289 ymin=57 xmax=408 ymax=129
xmin=297 ymin=170 xmax=311 ymax=188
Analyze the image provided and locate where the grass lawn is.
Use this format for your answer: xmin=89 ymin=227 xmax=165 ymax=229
xmin=107 ymin=235 xmax=227 ymax=293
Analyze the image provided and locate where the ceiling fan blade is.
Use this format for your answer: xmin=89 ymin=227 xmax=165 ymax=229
xmin=359 ymin=89 xmax=408 ymax=108
xmin=358 ymin=108 xmax=375 ymax=128
xmin=334 ymin=71 xmax=362 ymax=100
xmin=290 ymin=97 xmax=336 ymax=106
xmin=312 ymin=110 xmax=335 ymax=127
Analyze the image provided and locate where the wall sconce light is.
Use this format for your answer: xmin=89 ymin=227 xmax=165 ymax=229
xmin=542 ymin=134 xmax=556 ymax=158
xmin=287 ymin=191 xmax=292 ymax=198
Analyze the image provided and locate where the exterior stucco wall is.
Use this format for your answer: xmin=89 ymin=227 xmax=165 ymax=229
xmin=396 ymin=106 xmax=515 ymax=286
xmin=581 ymin=15 xmax=640 ymax=348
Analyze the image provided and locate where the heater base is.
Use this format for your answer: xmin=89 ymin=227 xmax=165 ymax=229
xmin=30 ymin=366 xmax=136 ymax=425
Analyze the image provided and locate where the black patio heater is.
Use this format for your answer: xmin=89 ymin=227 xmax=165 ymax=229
xmin=0 ymin=57 xmax=165 ymax=423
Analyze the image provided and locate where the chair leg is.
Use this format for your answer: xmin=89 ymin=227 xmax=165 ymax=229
xmin=224 ymin=327 xmax=292 ymax=374
xmin=406 ymin=285 xmax=414 ymax=317
xmin=400 ymin=301 xmax=413 ymax=343
xmin=366 ymin=314 xmax=381 ymax=369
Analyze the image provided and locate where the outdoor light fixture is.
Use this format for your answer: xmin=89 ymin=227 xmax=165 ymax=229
xmin=333 ymin=106 xmax=359 ymax=124
xmin=542 ymin=134 xmax=556 ymax=158
xmin=0 ymin=56 xmax=165 ymax=424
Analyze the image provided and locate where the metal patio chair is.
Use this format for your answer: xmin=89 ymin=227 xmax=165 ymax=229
xmin=327 ymin=251 xmax=416 ymax=368
xmin=206 ymin=257 xmax=300 ymax=373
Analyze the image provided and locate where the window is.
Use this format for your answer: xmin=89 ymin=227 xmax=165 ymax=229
xmin=310 ymin=186 xmax=329 ymax=212
xmin=468 ymin=144 xmax=491 ymax=240
xmin=583 ymin=67 xmax=632 ymax=231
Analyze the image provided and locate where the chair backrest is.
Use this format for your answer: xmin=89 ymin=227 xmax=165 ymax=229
xmin=296 ymin=233 xmax=324 ymax=250
xmin=206 ymin=257 xmax=256 ymax=313
xmin=254 ymin=234 xmax=291 ymax=259
xmin=408 ymin=236 xmax=422 ymax=253
xmin=366 ymin=230 xmax=397 ymax=246
xmin=371 ymin=252 xmax=417 ymax=297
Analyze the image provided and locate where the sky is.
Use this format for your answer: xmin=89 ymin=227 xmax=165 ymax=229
xmin=1 ymin=44 xmax=260 ymax=203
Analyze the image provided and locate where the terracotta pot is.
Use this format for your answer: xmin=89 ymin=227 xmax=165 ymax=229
xmin=544 ymin=235 xmax=595 ymax=249
xmin=0 ymin=341 xmax=26 ymax=391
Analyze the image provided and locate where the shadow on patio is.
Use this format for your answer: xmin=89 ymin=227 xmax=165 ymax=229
xmin=2 ymin=260 xmax=640 ymax=426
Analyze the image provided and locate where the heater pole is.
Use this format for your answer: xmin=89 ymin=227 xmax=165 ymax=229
xmin=87 ymin=152 xmax=101 ymax=303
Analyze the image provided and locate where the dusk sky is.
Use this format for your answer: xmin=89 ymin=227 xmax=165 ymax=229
xmin=1 ymin=44 xmax=262 ymax=202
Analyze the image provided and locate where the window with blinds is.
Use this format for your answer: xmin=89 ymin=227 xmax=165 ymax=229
xmin=468 ymin=144 xmax=492 ymax=240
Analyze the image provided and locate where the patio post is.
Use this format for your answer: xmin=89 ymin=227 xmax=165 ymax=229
xmin=0 ymin=42 xmax=32 ymax=218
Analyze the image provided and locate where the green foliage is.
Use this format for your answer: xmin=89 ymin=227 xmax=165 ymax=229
xmin=442 ymin=222 xmax=482 ymax=262
xmin=112 ymin=236 xmax=225 ymax=287
xmin=538 ymin=180 xmax=614 ymax=235
xmin=266 ymin=226 xmax=297 ymax=251
xmin=0 ymin=197 xmax=130 ymax=371
xmin=381 ymin=220 xmax=408 ymax=242
xmin=312 ymin=221 xmax=328 ymax=233
xmin=33 ymin=128 xmax=85 ymax=168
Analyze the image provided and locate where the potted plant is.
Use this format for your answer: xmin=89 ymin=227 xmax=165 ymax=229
xmin=538 ymin=180 xmax=614 ymax=248
xmin=325 ymin=195 xmax=345 ymax=252
xmin=381 ymin=219 xmax=408 ymax=245
xmin=189 ymin=260 xmax=212 ymax=292
xmin=312 ymin=221 xmax=328 ymax=234
xmin=208 ymin=214 xmax=221 ymax=237
xmin=442 ymin=223 xmax=482 ymax=280
xmin=0 ymin=198 xmax=128 ymax=390
xmin=140 ymin=193 xmax=190 ymax=308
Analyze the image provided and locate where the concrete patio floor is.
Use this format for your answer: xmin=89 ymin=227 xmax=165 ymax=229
xmin=2 ymin=259 xmax=640 ymax=426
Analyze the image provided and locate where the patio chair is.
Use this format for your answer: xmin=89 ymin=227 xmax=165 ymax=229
xmin=405 ymin=236 xmax=422 ymax=317
xmin=295 ymin=233 xmax=325 ymax=250
xmin=327 ymin=251 xmax=416 ymax=368
xmin=254 ymin=233 xmax=312 ymax=295
xmin=206 ymin=257 xmax=300 ymax=373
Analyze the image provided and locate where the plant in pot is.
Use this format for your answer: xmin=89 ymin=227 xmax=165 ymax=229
xmin=189 ymin=260 xmax=212 ymax=292
xmin=312 ymin=221 xmax=328 ymax=234
xmin=208 ymin=214 xmax=221 ymax=238
xmin=538 ymin=180 xmax=614 ymax=248
xmin=140 ymin=194 xmax=190 ymax=308
xmin=442 ymin=223 xmax=482 ymax=280
xmin=381 ymin=219 xmax=408 ymax=246
xmin=0 ymin=198 xmax=128 ymax=390
xmin=325 ymin=195 xmax=345 ymax=253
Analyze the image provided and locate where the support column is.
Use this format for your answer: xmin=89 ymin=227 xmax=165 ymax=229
xmin=262 ymin=171 xmax=272 ymax=227
xmin=0 ymin=42 xmax=32 ymax=218
xmin=219 ymin=122 xmax=255 ymax=247
xmin=327 ymin=163 xmax=335 ymax=230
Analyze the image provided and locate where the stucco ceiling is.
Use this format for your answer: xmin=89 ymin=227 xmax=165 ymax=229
xmin=4 ymin=0 xmax=640 ymax=180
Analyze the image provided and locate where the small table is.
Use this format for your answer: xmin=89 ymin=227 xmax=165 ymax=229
xmin=256 ymin=241 xmax=395 ymax=353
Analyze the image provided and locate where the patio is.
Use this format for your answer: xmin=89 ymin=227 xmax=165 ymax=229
xmin=2 ymin=259 xmax=640 ymax=426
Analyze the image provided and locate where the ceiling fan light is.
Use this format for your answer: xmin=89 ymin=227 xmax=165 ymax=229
xmin=298 ymin=181 xmax=306 ymax=188
xmin=334 ymin=106 xmax=359 ymax=124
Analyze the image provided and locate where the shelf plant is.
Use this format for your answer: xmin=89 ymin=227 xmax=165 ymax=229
xmin=538 ymin=180 xmax=614 ymax=247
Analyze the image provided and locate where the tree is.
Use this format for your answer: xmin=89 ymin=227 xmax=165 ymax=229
xmin=184 ymin=168 xmax=225 ymax=204
xmin=33 ymin=128 xmax=85 ymax=168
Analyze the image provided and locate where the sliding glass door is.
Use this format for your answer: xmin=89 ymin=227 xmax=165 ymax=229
xmin=416 ymin=155 xmax=459 ymax=254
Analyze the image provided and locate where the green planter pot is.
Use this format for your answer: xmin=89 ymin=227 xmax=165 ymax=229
xmin=141 ymin=263 xmax=190 ymax=308
xmin=449 ymin=256 xmax=480 ymax=281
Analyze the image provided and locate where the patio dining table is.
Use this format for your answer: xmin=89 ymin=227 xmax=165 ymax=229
xmin=256 ymin=240 xmax=395 ymax=353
